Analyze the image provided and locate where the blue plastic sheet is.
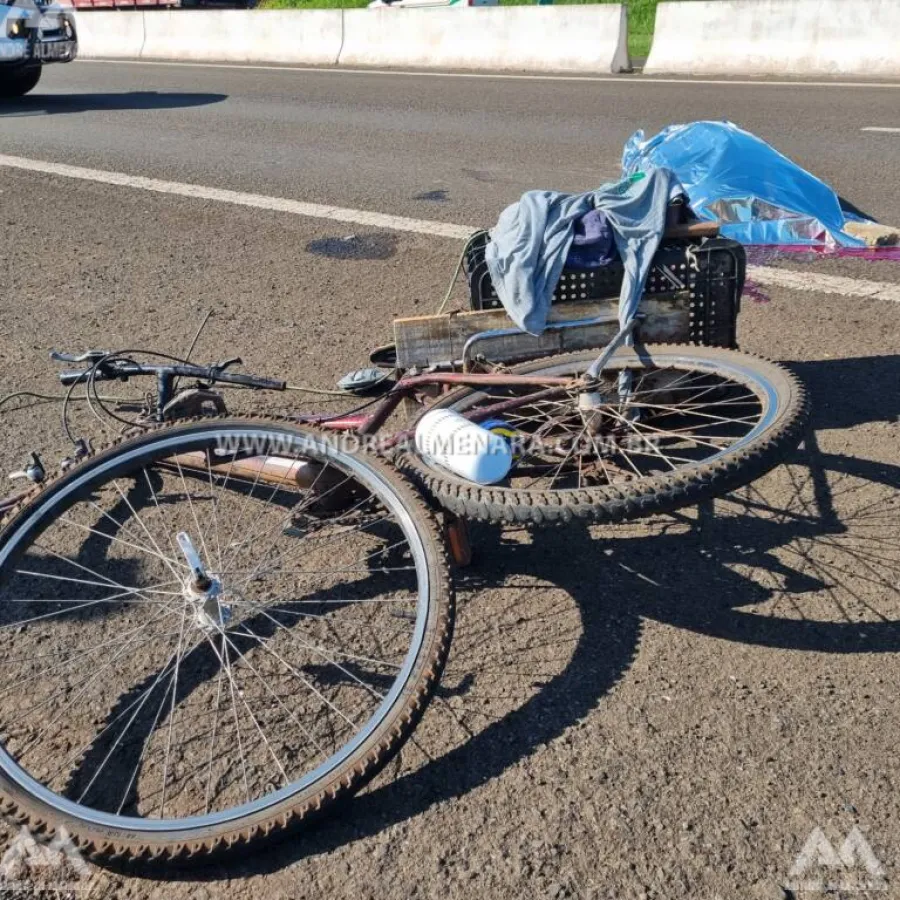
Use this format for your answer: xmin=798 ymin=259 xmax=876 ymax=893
xmin=621 ymin=121 xmax=867 ymax=248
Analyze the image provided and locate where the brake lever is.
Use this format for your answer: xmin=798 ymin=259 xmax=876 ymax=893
xmin=204 ymin=357 xmax=243 ymax=381
xmin=50 ymin=349 xmax=111 ymax=365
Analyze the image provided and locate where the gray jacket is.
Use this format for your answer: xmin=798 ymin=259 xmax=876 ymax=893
xmin=484 ymin=168 xmax=675 ymax=335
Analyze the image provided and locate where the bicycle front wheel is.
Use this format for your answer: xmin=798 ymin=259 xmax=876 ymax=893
xmin=400 ymin=344 xmax=809 ymax=525
xmin=0 ymin=419 xmax=452 ymax=863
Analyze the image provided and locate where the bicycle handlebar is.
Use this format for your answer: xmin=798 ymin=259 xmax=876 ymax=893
xmin=54 ymin=356 xmax=286 ymax=392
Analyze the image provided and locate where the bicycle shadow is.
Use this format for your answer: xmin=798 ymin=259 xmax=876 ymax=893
xmin=11 ymin=352 xmax=898 ymax=880
xmin=788 ymin=354 xmax=900 ymax=431
xmin=157 ymin=431 xmax=900 ymax=882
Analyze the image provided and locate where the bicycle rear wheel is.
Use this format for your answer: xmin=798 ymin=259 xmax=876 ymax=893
xmin=0 ymin=419 xmax=452 ymax=863
xmin=400 ymin=344 xmax=808 ymax=525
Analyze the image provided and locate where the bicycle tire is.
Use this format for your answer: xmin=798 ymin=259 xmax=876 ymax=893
xmin=398 ymin=345 xmax=809 ymax=526
xmin=0 ymin=417 xmax=453 ymax=864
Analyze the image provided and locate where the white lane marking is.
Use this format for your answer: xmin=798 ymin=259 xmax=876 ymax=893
xmin=861 ymin=126 xmax=900 ymax=133
xmin=2 ymin=152 xmax=898 ymax=304
xmin=748 ymin=265 xmax=900 ymax=304
xmin=0 ymin=153 xmax=473 ymax=240
xmin=76 ymin=59 xmax=900 ymax=89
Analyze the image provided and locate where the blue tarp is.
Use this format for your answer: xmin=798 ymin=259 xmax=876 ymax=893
xmin=621 ymin=121 xmax=868 ymax=248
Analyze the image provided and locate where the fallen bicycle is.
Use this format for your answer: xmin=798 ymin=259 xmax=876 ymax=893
xmin=0 ymin=219 xmax=808 ymax=864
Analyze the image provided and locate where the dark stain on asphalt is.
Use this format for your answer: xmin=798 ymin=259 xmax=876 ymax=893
xmin=305 ymin=233 xmax=399 ymax=261
xmin=413 ymin=189 xmax=450 ymax=203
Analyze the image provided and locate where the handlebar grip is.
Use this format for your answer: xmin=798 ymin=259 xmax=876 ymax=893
xmin=252 ymin=376 xmax=287 ymax=391
xmin=58 ymin=370 xmax=90 ymax=386
xmin=58 ymin=368 xmax=118 ymax=386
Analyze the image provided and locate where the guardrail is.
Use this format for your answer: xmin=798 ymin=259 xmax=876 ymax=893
xmin=645 ymin=0 xmax=900 ymax=77
xmin=70 ymin=0 xmax=177 ymax=8
xmin=75 ymin=6 xmax=632 ymax=74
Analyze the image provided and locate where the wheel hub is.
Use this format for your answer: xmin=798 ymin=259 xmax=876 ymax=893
xmin=176 ymin=531 xmax=231 ymax=632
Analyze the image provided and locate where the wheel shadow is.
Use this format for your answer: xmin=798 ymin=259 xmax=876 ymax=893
xmin=148 ymin=430 xmax=900 ymax=881
xmin=787 ymin=354 xmax=900 ymax=432
xmin=12 ymin=353 xmax=900 ymax=879
xmin=112 ymin=516 xmax=647 ymax=881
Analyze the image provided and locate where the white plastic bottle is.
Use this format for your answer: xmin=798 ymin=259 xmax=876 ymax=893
xmin=414 ymin=409 xmax=513 ymax=485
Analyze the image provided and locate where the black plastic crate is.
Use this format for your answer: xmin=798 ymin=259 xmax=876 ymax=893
xmin=462 ymin=231 xmax=745 ymax=349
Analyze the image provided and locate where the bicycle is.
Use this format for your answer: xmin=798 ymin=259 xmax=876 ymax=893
xmin=0 ymin=228 xmax=809 ymax=864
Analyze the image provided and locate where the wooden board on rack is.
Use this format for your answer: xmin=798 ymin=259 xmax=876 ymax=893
xmin=394 ymin=292 xmax=691 ymax=369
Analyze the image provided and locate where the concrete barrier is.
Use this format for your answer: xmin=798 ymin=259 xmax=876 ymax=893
xmin=75 ymin=10 xmax=145 ymax=60
xmin=645 ymin=0 xmax=900 ymax=77
xmin=140 ymin=10 xmax=342 ymax=65
xmin=340 ymin=6 xmax=630 ymax=74
xmin=77 ymin=5 xmax=630 ymax=75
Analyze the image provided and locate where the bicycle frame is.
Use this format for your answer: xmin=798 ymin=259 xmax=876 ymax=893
xmin=304 ymin=317 xmax=640 ymax=450
xmin=0 ymin=321 xmax=639 ymax=515
xmin=308 ymin=371 xmax=575 ymax=445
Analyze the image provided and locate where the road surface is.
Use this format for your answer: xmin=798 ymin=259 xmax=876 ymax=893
xmin=0 ymin=59 xmax=898 ymax=900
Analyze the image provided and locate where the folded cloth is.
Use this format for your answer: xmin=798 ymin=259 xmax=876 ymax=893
xmin=484 ymin=168 xmax=674 ymax=335
xmin=566 ymin=208 xmax=619 ymax=270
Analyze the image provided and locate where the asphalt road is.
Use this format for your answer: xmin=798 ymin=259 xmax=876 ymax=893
xmin=2 ymin=60 xmax=900 ymax=228
xmin=0 ymin=59 xmax=899 ymax=900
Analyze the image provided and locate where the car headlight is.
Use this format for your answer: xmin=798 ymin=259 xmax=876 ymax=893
xmin=7 ymin=18 xmax=27 ymax=38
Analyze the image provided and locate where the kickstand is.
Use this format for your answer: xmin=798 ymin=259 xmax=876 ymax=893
xmin=696 ymin=497 xmax=716 ymax=537
xmin=443 ymin=513 xmax=473 ymax=567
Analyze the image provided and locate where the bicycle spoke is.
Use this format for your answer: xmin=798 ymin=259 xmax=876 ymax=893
xmin=0 ymin=422 xmax=438 ymax=841
xmin=232 ymin=625 xmax=361 ymax=731
xmin=207 ymin=627 xmax=326 ymax=770
xmin=109 ymin=479 xmax=186 ymax=583
xmin=1 ymin=579 xmax=178 ymax=628
xmin=202 ymin=631 xmax=290 ymax=793
xmin=238 ymin=609 xmax=389 ymax=702
xmin=85 ymin=498 xmax=184 ymax=580
xmin=12 ymin=604 xmax=182 ymax=763
xmin=221 ymin=635 xmax=252 ymax=805
xmin=72 ymin=614 xmax=198 ymax=805
xmin=58 ymin=514 xmax=183 ymax=572
xmin=172 ymin=456 xmax=216 ymax=586
xmin=159 ymin=604 xmax=191 ymax=816
xmin=221 ymin=467 xmax=364 ymax=576
xmin=202 ymin=658 xmax=226 ymax=815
